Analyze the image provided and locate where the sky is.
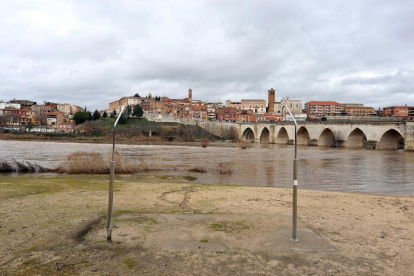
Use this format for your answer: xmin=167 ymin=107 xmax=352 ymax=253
xmin=1 ymin=0 xmax=413 ymax=111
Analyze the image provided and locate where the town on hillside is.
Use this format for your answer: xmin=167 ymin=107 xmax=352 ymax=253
xmin=1 ymin=89 xmax=413 ymax=133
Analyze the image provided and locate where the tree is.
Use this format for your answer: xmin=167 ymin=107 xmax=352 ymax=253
xmin=133 ymin=104 xmax=144 ymax=118
xmin=118 ymin=114 xmax=127 ymax=124
xmin=127 ymin=105 xmax=132 ymax=117
xmin=133 ymin=93 xmax=140 ymax=97
xmin=73 ymin=111 xmax=85 ymax=125
xmin=111 ymin=109 xmax=117 ymax=118
xmin=93 ymin=110 xmax=101 ymax=120
xmin=103 ymin=111 xmax=108 ymax=118
xmin=85 ymin=111 xmax=93 ymax=121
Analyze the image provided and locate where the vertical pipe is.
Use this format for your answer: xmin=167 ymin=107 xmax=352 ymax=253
xmin=283 ymin=105 xmax=299 ymax=242
xmin=106 ymin=106 xmax=125 ymax=242
xmin=107 ymin=127 xmax=116 ymax=241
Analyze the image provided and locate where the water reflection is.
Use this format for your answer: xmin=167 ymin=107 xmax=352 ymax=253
xmin=0 ymin=140 xmax=413 ymax=195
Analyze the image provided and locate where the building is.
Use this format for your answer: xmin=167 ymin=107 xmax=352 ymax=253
xmin=341 ymin=104 xmax=376 ymax=116
xmin=192 ymin=105 xmax=208 ymax=121
xmin=1 ymin=107 xmax=25 ymax=126
xmin=0 ymin=102 xmax=21 ymax=110
xmin=215 ymin=107 xmax=256 ymax=122
xmin=215 ymin=107 xmax=239 ymax=122
xmin=25 ymin=110 xmax=40 ymax=125
xmin=268 ymin=88 xmax=276 ymax=112
xmin=264 ymin=113 xmax=285 ymax=122
xmin=57 ymin=121 xmax=76 ymax=133
xmin=46 ymin=112 xmax=65 ymax=127
xmin=225 ymin=100 xmax=242 ymax=110
xmin=70 ymin=105 xmax=84 ymax=115
xmin=274 ymin=97 xmax=303 ymax=115
xmin=340 ymin=103 xmax=364 ymax=109
xmin=9 ymin=99 xmax=36 ymax=107
xmin=305 ymin=101 xmax=342 ymax=118
xmin=57 ymin=104 xmax=71 ymax=116
xmin=241 ymin=99 xmax=266 ymax=114
xmin=383 ymin=106 xmax=413 ymax=118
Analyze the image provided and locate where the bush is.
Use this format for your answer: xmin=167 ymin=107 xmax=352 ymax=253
xmin=58 ymin=151 xmax=162 ymax=174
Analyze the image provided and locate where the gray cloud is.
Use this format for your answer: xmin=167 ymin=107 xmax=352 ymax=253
xmin=0 ymin=0 xmax=413 ymax=110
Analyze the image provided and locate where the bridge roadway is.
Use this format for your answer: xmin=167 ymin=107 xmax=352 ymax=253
xmin=198 ymin=121 xmax=414 ymax=151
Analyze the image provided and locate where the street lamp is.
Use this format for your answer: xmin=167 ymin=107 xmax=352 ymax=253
xmin=107 ymin=106 xmax=126 ymax=241
xmin=282 ymin=105 xmax=299 ymax=242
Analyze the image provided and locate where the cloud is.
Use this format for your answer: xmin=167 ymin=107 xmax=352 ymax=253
xmin=0 ymin=0 xmax=413 ymax=110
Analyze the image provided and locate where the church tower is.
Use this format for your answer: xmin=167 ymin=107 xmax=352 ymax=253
xmin=188 ymin=88 xmax=192 ymax=102
xmin=268 ymin=88 xmax=276 ymax=112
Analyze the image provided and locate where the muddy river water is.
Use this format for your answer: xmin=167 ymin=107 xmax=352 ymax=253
xmin=1 ymin=140 xmax=414 ymax=195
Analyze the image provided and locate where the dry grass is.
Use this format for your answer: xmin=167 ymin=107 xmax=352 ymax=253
xmin=238 ymin=141 xmax=250 ymax=149
xmin=58 ymin=152 xmax=109 ymax=174
xmin=58 ymin=151 xmax=162 ymax=174
xmin=0 ymin=159 xmax=51 ymax=173
xmin=215 ymin=162 xmax=234 ymax=175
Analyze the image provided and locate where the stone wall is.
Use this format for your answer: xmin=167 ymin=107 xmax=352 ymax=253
xmin=404 ymin=122 xmax=414 ymax=151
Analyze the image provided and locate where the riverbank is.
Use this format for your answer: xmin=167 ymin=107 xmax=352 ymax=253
xmin=0 ymin=118 xmax=223 ymax=143
xmin=0 ymin=174 xmax=413 ymax=275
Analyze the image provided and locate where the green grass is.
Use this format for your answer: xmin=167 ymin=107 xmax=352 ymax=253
xmin=122 ymin=256 xmax=137 ymax=269
xmin=210 ymin=220 xmax=251 ymax=233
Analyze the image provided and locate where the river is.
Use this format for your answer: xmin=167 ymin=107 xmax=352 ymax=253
xmin=1 ymin=140 xmax=413 ymax=195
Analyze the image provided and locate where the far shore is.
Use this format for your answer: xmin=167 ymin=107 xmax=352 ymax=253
xmin=0 ymin=174 xmax=413 ymax=275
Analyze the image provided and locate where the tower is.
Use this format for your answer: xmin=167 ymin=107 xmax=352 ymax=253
xmin=268 ymin=88 xmax=276 ymax=112
xmin=188 ymin=88 xmax=192 ymax=102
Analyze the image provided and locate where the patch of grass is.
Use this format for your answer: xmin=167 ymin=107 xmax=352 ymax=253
xmin=188 ymin=167 xmax=207 ymax=173
xmin=210 ymin=220 xmax=251 ymax=233
xmin=182 ymin=176 xmax=197 ymax=181
xmin=123 ymin=256 xmax=137 ymax=269
xmin=200 ymin=238 xmax=209 ymax=243
xmin=0 ymin=174 xmax=118 ymax=200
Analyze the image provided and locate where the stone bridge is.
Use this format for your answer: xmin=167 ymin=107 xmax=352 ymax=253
xmin=198 ymin=121 xmax=414 ymax=151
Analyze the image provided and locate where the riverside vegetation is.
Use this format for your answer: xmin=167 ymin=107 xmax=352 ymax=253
xmin=0 ymin=118 xmax=238 ymax=143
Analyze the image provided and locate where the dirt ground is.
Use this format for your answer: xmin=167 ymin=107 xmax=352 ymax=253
xmin=0 ymin=174 xmax=413 ymax=275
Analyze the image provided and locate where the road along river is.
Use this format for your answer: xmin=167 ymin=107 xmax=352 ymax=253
xmin=1 ymin=140 xmax=413 ymax=195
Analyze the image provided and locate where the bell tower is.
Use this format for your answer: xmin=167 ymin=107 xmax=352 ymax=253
xmin=188 ymin=88 xmax=192 ymax=102
xmin=268 ymin=88 xmax=276 ymax=112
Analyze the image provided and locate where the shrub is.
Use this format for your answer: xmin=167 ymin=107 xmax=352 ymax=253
xmin=215 ymin=162 xmax=234 ymax=175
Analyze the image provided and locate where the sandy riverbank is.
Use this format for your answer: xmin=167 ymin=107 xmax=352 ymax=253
xmin=0 ymin=174 xmax=413 ymax=275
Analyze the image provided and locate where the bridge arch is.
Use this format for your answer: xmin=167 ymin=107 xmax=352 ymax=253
xmin=297 ymin=126 xmax=310 ymax=145
xmin=345 ymin=128 xmax=367 ymax=148
xmin=276 ymin=127 xmax=289 ymax=144
xmin=318 ymin=128 xmax=335 ymax=147
xmin=242 ymin=127 xmax=255 ymax=142
xmin=260 ymin=127 xmax=270 ymax=144
xmin=377 ymin=129 xmax=404 ymax=150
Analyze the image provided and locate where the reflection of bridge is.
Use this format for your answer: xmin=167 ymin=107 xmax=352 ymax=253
xmin=198 ymin=121 xmax=414 ymax=151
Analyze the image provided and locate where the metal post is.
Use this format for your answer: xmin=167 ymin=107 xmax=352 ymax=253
xmin=106 ymin=106 xmax=126 ymax=242
xmin=282 ymin=105 xmax=299 ymax=242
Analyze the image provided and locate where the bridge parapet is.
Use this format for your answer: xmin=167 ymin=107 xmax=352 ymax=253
xmin=238 ymin=121 xmax=412 ymax=151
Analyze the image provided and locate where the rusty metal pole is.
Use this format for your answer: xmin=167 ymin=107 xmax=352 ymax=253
xmin=107 ymin=106 xmax=126 ymax=241
xmin=282 ymin=105 xmax=299 ymax=242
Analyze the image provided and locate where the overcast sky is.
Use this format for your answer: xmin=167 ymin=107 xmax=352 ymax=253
xmin=1 ymin=0 xmax=413 ymax=110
